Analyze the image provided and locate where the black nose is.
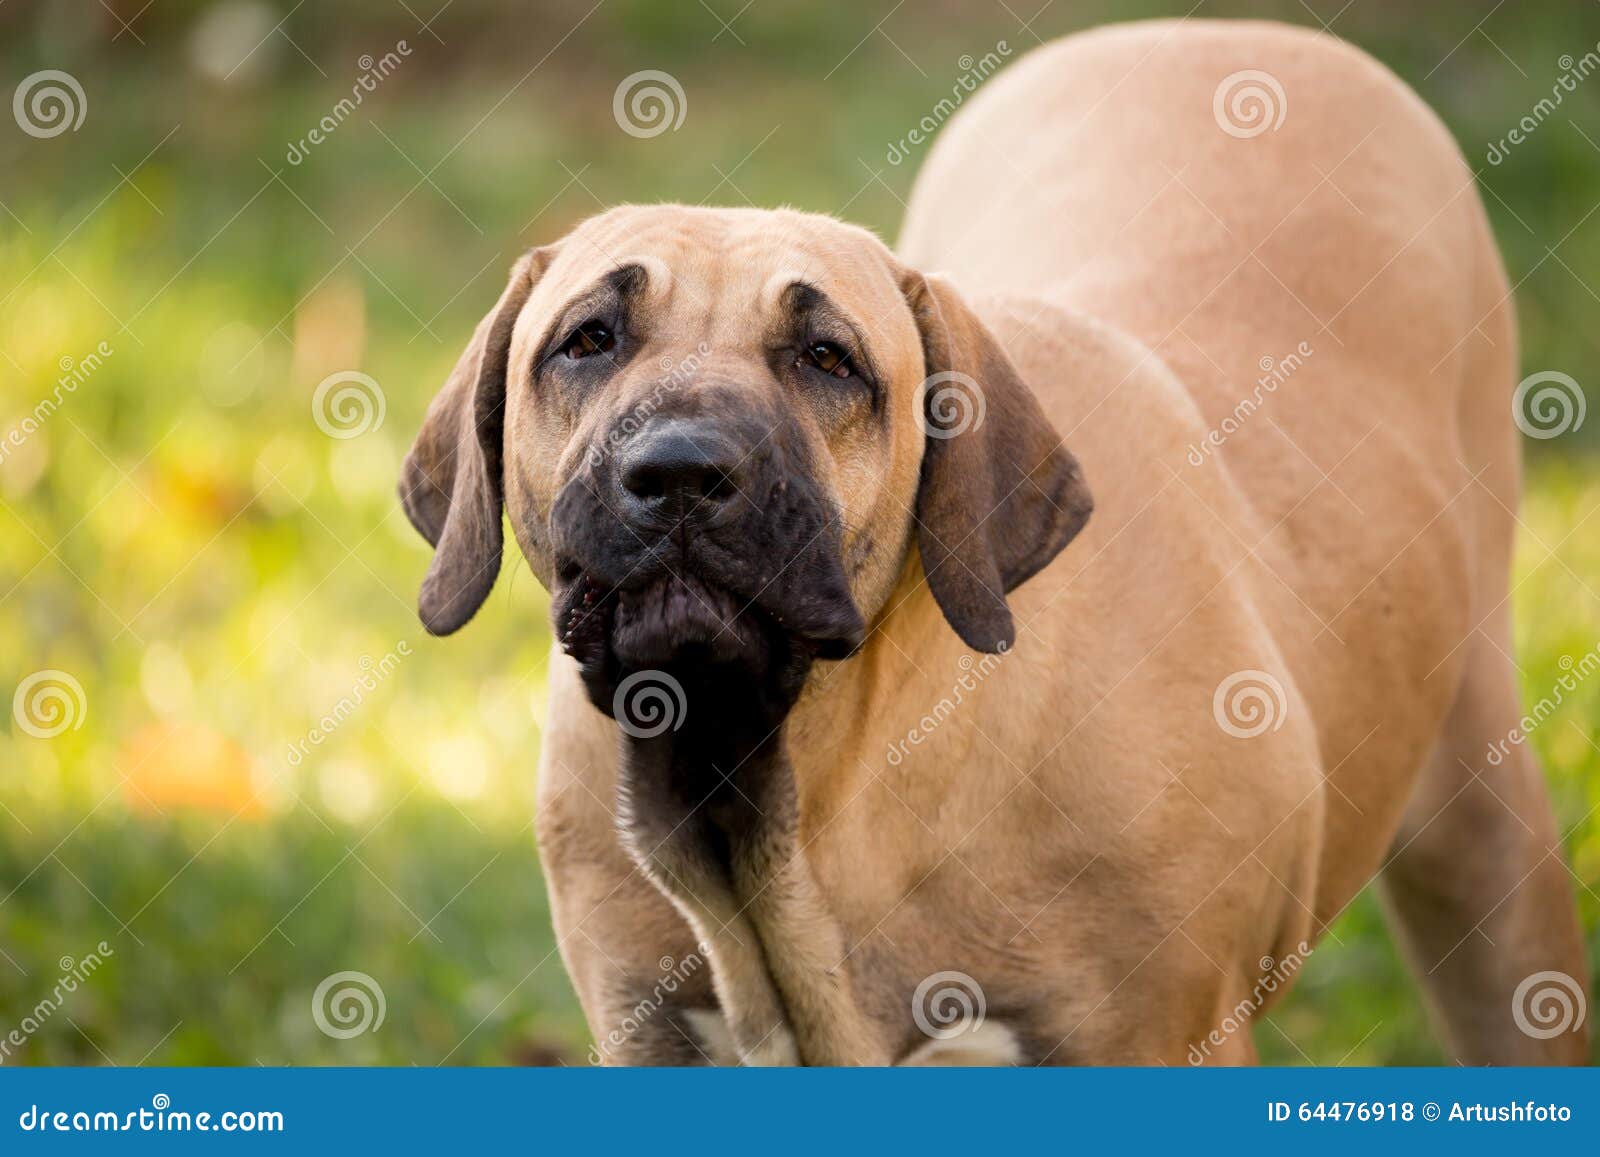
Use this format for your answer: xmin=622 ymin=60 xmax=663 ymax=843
xmin=619 ymin=420 xmax=743 ymax=520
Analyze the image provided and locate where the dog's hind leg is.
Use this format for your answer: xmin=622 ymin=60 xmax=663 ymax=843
xmin=1377 ymin=202 xmax=1590 ymax=1065
xmin=1377 ymin=631 xmax=1590 ymax=1064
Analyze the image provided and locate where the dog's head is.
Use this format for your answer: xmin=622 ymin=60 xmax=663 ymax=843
xmin=400 ymin=206 xmax=1090 ymax=712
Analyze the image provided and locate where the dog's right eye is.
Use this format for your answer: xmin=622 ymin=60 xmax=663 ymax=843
xmin=563 ymin=320 xmax=615 ymax=360
xmin=797 ymin=341 xmax=853 ymax=378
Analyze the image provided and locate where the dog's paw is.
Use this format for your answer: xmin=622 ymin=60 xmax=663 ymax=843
xmin=680 ymin=1009 xmax=800 ymax=1067
xmin=899 ymin=1021 xmax=1023 ymax=1066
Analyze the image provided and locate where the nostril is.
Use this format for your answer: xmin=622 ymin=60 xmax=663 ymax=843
xmin=623 ymin=463 xmax=667 ymax=501
xmin=618 ymin=423 xmax=744 ymax=515
xmin=700 ymin=471 xmax=735 ymax=502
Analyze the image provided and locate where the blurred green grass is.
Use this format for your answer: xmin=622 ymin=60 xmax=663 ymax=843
xmin=0 ymin=0 xmax=1597 ymax=1064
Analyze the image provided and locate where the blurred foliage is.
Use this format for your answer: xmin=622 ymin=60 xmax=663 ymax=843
xmin=0 ymin=0 xmax=1596 ymax=1065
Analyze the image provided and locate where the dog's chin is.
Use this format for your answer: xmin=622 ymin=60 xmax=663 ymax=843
xmin=556 ymin=564 xmax=863 ymax=675
xmin=608 ymin=572 xmax=765 ymax=670
xmin=554 ymin=563 xmax=866 ymax=743
xmin=555 ymin=570 xmax=773 ymax=676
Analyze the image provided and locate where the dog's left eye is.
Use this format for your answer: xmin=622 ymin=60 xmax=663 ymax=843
xmin=797 ymin=341 xmax=853 ymax=378
xmin=564 ymin=320 xmax=615 ymax=360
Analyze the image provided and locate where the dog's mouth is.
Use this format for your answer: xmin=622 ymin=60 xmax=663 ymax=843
xmin=548 ymin=454 xmax=869 ymax=705
xmin=557 ymin=567 xmax=766 ymax=670
xmin=554 ymin=556 xmax=864 ymax=681
xmin=555 ymin=561 xmax=860 ymax=742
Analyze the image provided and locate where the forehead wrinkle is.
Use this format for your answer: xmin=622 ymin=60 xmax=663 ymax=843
xmin=570 ymin=218 xmax=687 ymax=292
xmin=555 ymin=228 xmax=678 ymax=311
xmin=760 ymin=271 xmax=880 ymax=355
xmin=753 ymin=219 xmax=847 ymax=306
xmin=759 ymin=268 xmax=815 ymax=315
xmin=626 ymin=221 xmax=724 ymax=314
xmin=554 ymin=256 xmax=663 ymax=317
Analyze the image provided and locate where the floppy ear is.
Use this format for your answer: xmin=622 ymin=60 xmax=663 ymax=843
xmin=903 ymin=271 xmax=1093 ymax=653
xmin=399 ymin=249 xmax=545 ymax=635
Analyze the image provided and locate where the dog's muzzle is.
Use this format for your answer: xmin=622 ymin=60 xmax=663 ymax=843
xmin=550 ymin=413 xmax=865 ymax=688
xmin=615 ymin=419 xmax=746 ymax=531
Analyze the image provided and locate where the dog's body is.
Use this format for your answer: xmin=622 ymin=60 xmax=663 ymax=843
xmin=405 ymin=21 xmax=1588 ymax=1064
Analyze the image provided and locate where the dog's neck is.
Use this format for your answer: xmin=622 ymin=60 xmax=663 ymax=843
xmin=787 ymin=547 xmax=963 ymax=757
xmin=611 ymin=665 xmax=888 ymax=1066
xmin=600 ymin=551 xmax=959 ymax=1065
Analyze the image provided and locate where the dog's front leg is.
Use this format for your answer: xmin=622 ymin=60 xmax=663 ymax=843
xmin=616 ymin=731 xmax=799 ymax=1066
xmin=711 ymin=736 xmax=889 ymax=1066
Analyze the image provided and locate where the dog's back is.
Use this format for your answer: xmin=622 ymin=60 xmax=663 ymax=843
xmin=900 ymin=20 xmax=1494 ymax=386
xmin=901 ymin=18 xmax=1509 ymax=509
xmin=901 ymin=20 xmax=1589 ymax=1063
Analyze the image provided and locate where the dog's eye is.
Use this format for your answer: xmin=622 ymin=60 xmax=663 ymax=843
xmin=563 ymin=320 xmax=615 ymax=360
xmin=797 ymin=341 xmax=853 ymax=378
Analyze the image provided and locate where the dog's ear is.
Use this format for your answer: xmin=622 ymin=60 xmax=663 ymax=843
xmin=902 ymin=271 xmax=1093 ymax=653
xmin=399 ymin=248 xmax=547 ymax=635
